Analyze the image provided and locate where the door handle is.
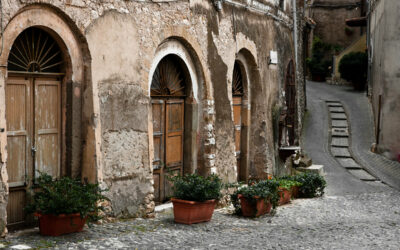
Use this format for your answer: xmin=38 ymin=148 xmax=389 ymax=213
xmin=31 ymin=146 xmax=37 ymax=157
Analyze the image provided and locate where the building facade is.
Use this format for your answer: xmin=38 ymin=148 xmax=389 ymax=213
xmin=368 ymin=0 xmax=400 ymax=161
xmin=0 ymin=0 xmax=306 ymax=233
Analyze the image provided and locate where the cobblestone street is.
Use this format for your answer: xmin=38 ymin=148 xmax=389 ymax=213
xmin=1 ymin=190 xmax=399 ymax=249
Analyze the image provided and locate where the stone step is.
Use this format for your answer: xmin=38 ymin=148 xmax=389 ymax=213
xmin=332 ymin=128 xmax=349 ymax=137
xmin=331 ymin=146 xmax=351 ymax=157
xmin=329 ymin=107 xmax=345 ymax=113
xmin=348 ymin=169 xmax=377 ymax=181
xmin=330 ymin=113 xmax=347 ymax=120
xmin=331 ymin=137 xmax=349 ymax=147
xmin=336 ymin=158 xmax=362 ymax=169
xmin=332 ymin=120 xmax=348 ymax=128
xmin=297 ymin=164 xmax=324 ymax=176
xmin=326 ymin=102 xmax=343 ymax=107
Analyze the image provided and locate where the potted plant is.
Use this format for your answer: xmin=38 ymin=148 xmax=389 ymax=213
xmin=231 ymin=179 xmax=279 ymax=217
xmin=277 ymin=179 xmax=302 ymax=205
xmin=339 ymin=52 xmax=368 ymax=90
xmin=306 ymin=36 xmax=332 ymax=81
xmin=293 ymin=172 xmax=327 ymax=198
xmin=169 ymin=173 xmax=222 ymax=225
xmin=25 ymin=173 xmax=107 ymax=236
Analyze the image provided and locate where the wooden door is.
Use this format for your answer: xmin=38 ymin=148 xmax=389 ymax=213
xmin=152 ymin=99 xmax=184 ymax=203
xmin=6 ymin=76 xmax=61 ymax=228
xmin=233 ymin=96 xmax=242 ymax=180
xmin=285 ymin=61 xmax=296 ymax=145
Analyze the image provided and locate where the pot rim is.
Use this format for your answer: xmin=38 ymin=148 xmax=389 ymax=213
xmin=171 ymin=198 xmax=216 ymax=205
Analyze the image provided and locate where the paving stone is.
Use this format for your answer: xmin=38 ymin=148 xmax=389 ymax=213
xmin=330 ymin=113 xmax=347 ymax=120
xmin=329 ymin=106 xmax=345 ymax=113
xmin=332 ymin=128 xmax=349 ymax=137
xmin=332 ymin=120 xmax=348 ymax=128
xmin=366 ymin=181 xmax=387 ymax=187
xmin=331 ymin=137 xmax=349 ymax=147
xmin=331 ymin=146 xmax=351 ymax=157
xmin=348 ymin=169 xmax=377 ymax=181
xmin=336 ymin=158 xmax=362 ymax=169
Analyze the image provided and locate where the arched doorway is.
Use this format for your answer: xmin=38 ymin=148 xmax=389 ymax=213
xmin=232 ymin=61 xmax=246 ymax=181
xmin=5 ymin=27 xmax=64 ymax=228
xmin=280 ymin=60 xmax=297 ymax=146
xmin=151 ymin=55 xmax=187 ymax=203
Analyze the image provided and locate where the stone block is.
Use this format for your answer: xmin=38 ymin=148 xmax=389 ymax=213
xmin=332 ymin=128 xmax=349 ymax=137
xmin=336 ymin=158 xmax=361 ymax=169
xmin=331 ymin=113 xmax=347 ymax=120
xmin=332 ymin=120 xmax=348 ymax=128
xmin=331 ymin=146 xmax=351 ymax=157
xmin=329 ymin=107 xmax=345 ymax=113
xmin=348 ymin=169 xmax=376 ymax=181
xmin=326 ymin=102 xmax=342 ymax=107
xmin=297 ymin=164 xmax=324 ymax=176
xmin=331 ymin=137 xmax=349 ymax=147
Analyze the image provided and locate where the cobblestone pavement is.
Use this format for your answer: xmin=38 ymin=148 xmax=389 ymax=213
xmin=1 ymin=81 xmax=400 ymax=249
xmin=1 ymin=190 xmax=400 ymax=249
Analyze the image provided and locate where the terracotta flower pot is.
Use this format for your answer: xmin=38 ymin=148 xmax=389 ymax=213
xmin=278 ymin=187 xmax=292 ymax=205
xmin=171 ymin=198 xmax=216 ymax=225
xmin=291 ymin=186 xmax=300 ymax=199
xmin=35 ymin=213 xmax=86 ymax=236
xmin=238 ymin=194 xmax=272 ymax=217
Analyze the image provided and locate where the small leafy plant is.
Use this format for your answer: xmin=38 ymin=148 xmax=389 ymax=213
xmin=169 ymin=174 xmax=222 ymax=202
xmin=231 ymin=179 xmax=280 ymax=215
xmin=293 ymin=172 xmax=326 ymax=198
xmin=25 ymin=173 xmax=108 ymax=222
xmin=278 ymin=179 xmax=302 ymax=190
xmin=339 ymin=51 xmax=368 ymax=90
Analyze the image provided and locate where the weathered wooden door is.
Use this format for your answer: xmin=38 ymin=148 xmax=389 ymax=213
xmin=233 ymin=62 xmax=244 ymax=181
xmin=6 ymin=76 xmax=61 ymax=227
xmin=151 ymin=56 xmax=186 ymax=203
xmin=152 ymin=99 xmax=184 ymax=202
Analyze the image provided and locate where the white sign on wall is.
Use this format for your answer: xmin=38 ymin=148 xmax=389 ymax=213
xmin=270 ymin=50 xmax=278 ymax=64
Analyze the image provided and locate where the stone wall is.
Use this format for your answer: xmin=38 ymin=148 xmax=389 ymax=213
xmin=369 ymin=0 xmax=400 ymax=161
xmin=0 ymin=0 xmax=306 ymax=232
xmin=309 ymin=0 xmax=364 ymax=48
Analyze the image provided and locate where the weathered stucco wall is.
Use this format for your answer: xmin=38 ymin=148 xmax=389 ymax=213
xmin=0 ymin=0 xmax=306 ymax=232
xmin=369 ymin=0 xmax=400 ymax=161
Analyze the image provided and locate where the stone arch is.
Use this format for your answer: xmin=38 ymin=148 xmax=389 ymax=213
xmin=230 ymin=48 xmax=259 ymax=182
xmin=0 ymin=4 xmax=100 ymax=185
xmin=148 ymin=38 xmax=207 ymax=202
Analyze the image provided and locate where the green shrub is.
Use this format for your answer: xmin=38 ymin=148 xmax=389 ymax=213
xmin=231 ymin=179 xmax=280 ymax=215
xmin=307 ymin=36 xmax=333 ymax=78
xmin=169 ymin=174 xmax=222 ymax=202
xmin=339 ymin=52 xmax=368 ymax=90
xmin=25 ymin=173 xmax=108 ymax=222
xmin=293 ymin=172 xmax=326 ymax=198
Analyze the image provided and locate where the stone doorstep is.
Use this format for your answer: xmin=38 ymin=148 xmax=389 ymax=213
xmin=297 ymin=164 xmax=324 ymax=176
xmin=348 ymin=169 xmax=377 ymax=181
xmin=155 ymin=203 xmax=173 ymax=213
xmin=331 ymin=137 xmax=349 ymax=147
xmin=331 ymin=120 xmax=348 ymax=128
xmin=331 ymin=147 xmax=352 ymax=158
xmin=330 ymin=113 xmax=347 ymax=120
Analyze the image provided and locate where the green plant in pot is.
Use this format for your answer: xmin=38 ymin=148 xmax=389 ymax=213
xmin=169 ymin=173 xmax=222 ymax=224
xmin=231 ymin=179 xmax=279 ymax=217
xmin=25 ymin=173 xmax=108 ymax=236
xmin=277 ymin=179 xmax=302 ymax=205
xmin=293 ymin=172 xmax=326 ymax=198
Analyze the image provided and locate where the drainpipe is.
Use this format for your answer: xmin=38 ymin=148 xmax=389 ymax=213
xmin=293 ymin=0 xmax=298 ymax=68
xmin=366 ymin=0 xmax=371 ymax=97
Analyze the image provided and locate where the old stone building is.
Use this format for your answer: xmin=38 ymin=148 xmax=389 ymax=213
xmin=0 ymin=0 xmax=306 ymax=233
xmin=307 ymin=0 xmax=366 ymax=48
xmin=368 ymin=0 xmax=400 ymax=161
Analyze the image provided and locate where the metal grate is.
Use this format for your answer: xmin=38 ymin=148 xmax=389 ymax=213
xmin=232 ymin=62 xmax=244 ymax=96
xmin=8 ymin=27 xmax=63 ymax=73
xmin=151 ymin=57 xmax=185 ymax=96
